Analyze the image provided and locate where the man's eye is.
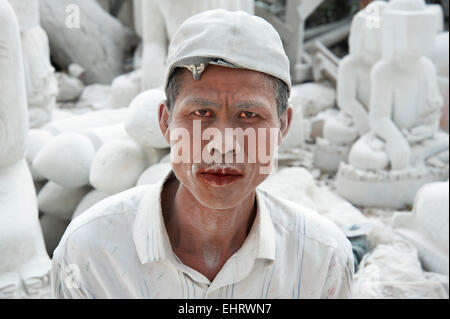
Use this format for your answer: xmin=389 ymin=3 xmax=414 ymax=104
xmin=239 ymin=111 xmax=257 ymax=119
xmin=193 ymin=109 xmax=212 ymax=117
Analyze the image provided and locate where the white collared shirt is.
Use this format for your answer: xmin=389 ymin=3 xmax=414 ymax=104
xmin=51 ymin=171 xmax=354 ymax=299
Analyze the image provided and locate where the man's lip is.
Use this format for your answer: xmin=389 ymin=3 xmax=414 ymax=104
xmin=198 ymin=168 xmax=244 ymax=176
xmin=197 ymin=169 xmax=245 ymax=186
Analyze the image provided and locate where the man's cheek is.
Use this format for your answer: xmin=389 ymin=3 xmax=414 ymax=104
xmin=169 ymin=127 xmax=193 ymax=164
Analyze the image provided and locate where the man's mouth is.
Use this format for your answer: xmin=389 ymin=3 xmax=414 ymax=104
xmin=197 ymin=166 xmax=245 ymax=186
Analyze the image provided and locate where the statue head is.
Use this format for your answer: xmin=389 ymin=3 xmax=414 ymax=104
xmin=349 ymin=1 xmax=387 ymax=64
xmin=383 ymin=0 xmax=442 ymax=66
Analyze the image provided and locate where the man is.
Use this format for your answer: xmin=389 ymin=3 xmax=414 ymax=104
xmin=52 ymin=9 xmax=354 ymax=299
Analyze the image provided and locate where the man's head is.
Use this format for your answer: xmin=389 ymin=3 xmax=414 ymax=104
xmin=158 ymin=9 xmax=293 ymax=209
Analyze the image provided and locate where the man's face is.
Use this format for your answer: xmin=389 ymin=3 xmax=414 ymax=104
xmin=159 ymin=65 xmax=291 ymax=209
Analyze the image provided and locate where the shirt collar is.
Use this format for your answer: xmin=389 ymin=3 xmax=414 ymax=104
xmin=133 ymin=170 xmax=276 ymax=265
xmin=133 ymin=170 xmax=174 ymax=264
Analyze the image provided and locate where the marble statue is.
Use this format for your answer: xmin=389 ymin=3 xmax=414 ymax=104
xmin=37 ymin=181 xmax=90 ymax=221
xmin=124 ymin=89 xmax=169 ymax=149
xmin=25 ymin=129 xmax=53 ymax=181
xmin=89 ymin=138 xmax=150 ymax=195
xmin=140 ymin=0 xmax=254 ymax=90
xmin=0 ymin=0 xmax=51 ymax=298
xmin=7 ymin=0 xmax=57 ymax=128
xmin=393 ymin=181 xmax=449 ymax=276
xmin=30 ymin=110 xmax=129 ymax=188
xmin=314 ymin=1 xmax=387 ymax=173
xmin=71 ymin=189 xmax=110 ymax=221
xmin=426 ymin=32 xmax=449 ymax=132
xmin=336 ymin=0 xmax=449 ymax=209
xmin=32 ymin=133 xmax=97 ymax=188
xmin=39 ymin=0 xmax=131 ymax=85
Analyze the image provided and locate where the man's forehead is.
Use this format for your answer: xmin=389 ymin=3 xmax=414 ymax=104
xmin=177 ymin=68 xmax=275 ymax=102
xmin=176 ymin=65 xmax=275 ymax=95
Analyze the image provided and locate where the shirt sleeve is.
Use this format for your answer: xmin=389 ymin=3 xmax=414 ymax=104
xmin=320 ymin=250 xmax=354 ymax=299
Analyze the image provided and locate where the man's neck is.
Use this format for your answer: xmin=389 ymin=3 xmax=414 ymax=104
xmin=161 ymin=174 xmax=257 ymax=282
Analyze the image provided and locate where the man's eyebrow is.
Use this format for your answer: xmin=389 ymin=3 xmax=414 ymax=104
xmin=230 ymin=101 xmax=271 ymax=110
xmin=185 ymin=97 xmax=222 ymax=108
xmin=185 ymin=98 xmax=271 ymax=110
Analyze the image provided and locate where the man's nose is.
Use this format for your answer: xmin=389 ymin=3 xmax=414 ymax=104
xmin=205 ymin=128 xmax=241 ymax=157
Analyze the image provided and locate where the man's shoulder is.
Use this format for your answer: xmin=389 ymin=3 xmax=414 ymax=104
xmin=54 ymin=185 xmax=154 ymax=256
xmin=259 ymin=189 xmax=353 ymax=258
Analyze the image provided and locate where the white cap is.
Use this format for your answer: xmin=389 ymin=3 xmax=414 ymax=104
xmin=165 ymin=9 xmax=291 ymax=93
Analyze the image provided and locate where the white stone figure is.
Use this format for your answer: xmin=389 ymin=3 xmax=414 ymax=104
xmin=37 ymin=181 xmax=90 ymax=221
xmin=353 ymin=241 xmax=448 ymax=299
xmin=336 ymin=0 xmax=449 ymax=209
xmin=72 ymin=189 xmax=110 ymax=221
xmin=107 ymin=70 xmax=142 ymax=109
xmin=141 ymin=0 xmax=254 ymax=90
xmin=314 ymin=1 xmax=387 ymax=173
xmin=290 ymin=82 xmax=336 ymax=118
xmin=39 ymin=0 xmax=131 ymax=84
xmin=32 ymin=133 xmax=97 ymax=188
xmin=89 ymin=138 xmax=150 ymax=194
xmin=393 ymin=181 xmax=449 ymax=275
xmin=0 ymin=0 xmax=51 ymax=298
xmin=75 ymin=84 xmax=112 ymax=110
xmin=55 ymin=72 xmax=84 ymax=103
xmin=25 ymin=129 xmax=54 ymax=181
xmin=42 ymin=108 xmax=128 ymax=135
xmin=125 ymin=89 xmax=169 ymax=149
xmin=258 ymin=167 xmax=372 ymax=231
xmin=132 ymin=0 xmax=143 ymax=69
xmin=31 ymin=123 xmax=128 ymax=188
xmin=7 ymin=0 xmax=58 ymax=129
xmin=427 ymin=32 xmax=449 ymax=132
xmin=278 ymin=97 xmax=306 ymax=152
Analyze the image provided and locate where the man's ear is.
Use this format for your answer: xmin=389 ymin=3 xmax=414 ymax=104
xmin=159 ymin=101 xmax=171 ymax=144
xmin=278 ymin=106 xmax=293 ymax=146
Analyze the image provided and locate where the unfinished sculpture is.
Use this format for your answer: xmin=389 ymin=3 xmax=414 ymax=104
xmin=427 ymin=32 xmax=449 ymax=132
xmin=125 ymin=89 xmax=169 ymax=149
xmin=32 ymin=133 xmax=97 ymax=188
xmin=39 ymin=0 xmax=131 ymax=84
xmin=37 ymin=181 xmax=90 ymax=221
xmin=89 ymin=138 xmax=149 ymax=195
xmin=7 ymin=0 xmax=57 ymax=128
xmin=393 ymin=181 xmax=449 ymax=276
xmin=31 ymin=110 xmax=129 ymax=188
xmin=314 ymin=1 xmax=387 ymax=173
xmin=0 ymin=0 xmax=51 ymax=298
xmin=26 ymin=129 xmax=53 ymax=181
xmin=337 ymin=0 xmax=449 ymax=209
xmin=141 ymin=0 xmax=254 ymax=90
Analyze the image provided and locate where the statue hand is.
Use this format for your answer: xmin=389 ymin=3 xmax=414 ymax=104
xmin=403 ymin=125 xmax=435 ymax=143
xmin=428 ymin=94 xmax=444 ymax=111
xmin=387 ymin=137 xmax=411 ymax=170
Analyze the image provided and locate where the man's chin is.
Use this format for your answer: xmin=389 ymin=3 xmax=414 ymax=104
xmin=191 ymin=185 xmax=251 ymax=210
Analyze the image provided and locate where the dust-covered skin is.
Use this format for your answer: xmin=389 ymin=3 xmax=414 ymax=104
xmin=158 ymin=65 xmax=292 ymax=281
